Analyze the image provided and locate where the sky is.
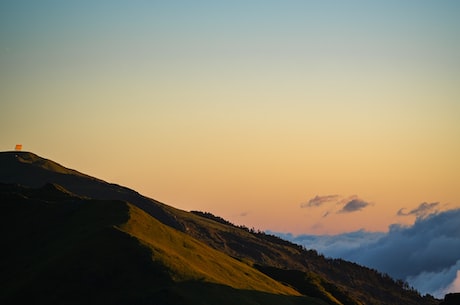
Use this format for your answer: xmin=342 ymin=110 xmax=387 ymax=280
xmin=1 ymin=0 xmax=460 ymax=235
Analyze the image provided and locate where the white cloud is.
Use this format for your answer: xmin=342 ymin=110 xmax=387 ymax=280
xmin=407 ymin=260 xmax=460 ymax=298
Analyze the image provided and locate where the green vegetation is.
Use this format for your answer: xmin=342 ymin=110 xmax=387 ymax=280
xmin=0 ymin=184 xmax=168 ymax=304
xmin=0 ymin=183 xmax=326 ymax=305
xmin=0 ymin=151 xmax=441 ymax=305
xmin=180 ymin=210 xmax=440 ymax=305
xmin=119 ymin=204 xmax=300 ymax=295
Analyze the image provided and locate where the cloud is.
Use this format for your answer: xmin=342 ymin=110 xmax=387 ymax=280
xmin=406 ymin=260 xmax=460 ymax=297
xmin=274 ymin=208 xmax=460 ymax=298
xmin=271 ymin=230 xmax=385 ymax=257
xmin=301 ymin=194 xmax=339 ymax=208
xmin=397 ymin=202 xmax=440 ymax=218
xmin=301 ymin=194 xmax=371 ymax=213
xmin=338 ymin=198 xmax=371 ymax=213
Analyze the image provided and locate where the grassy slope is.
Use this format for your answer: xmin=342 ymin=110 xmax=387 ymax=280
xmin=162 ymin=209 xmax=440 ymax=305
xmin=0 ymin=151 xmax=186 ymax=230
xmin=0 ymin=184 xmax=327 ymax=305
xmin=118 ymin=203 xmax=299 ymax=294
xmin=0 ymin=152 xmax=440 ymax=305
xmin=0 ymin=186 xmax=170 ymax=304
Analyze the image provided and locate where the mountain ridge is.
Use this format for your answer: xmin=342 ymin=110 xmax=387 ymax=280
xmin=0 ymin=151 xmax=441 ymax=305
xmin=1 ymin=182 xmax=315 ymax=305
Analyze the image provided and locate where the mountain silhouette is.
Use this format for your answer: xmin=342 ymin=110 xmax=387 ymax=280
xmin=0 ymin=151 xmax=441 ymax=305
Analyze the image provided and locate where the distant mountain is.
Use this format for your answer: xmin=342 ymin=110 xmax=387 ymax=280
xmin=0 ymin=151 xmax=441 ymax=305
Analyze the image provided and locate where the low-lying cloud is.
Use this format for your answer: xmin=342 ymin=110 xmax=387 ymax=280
xmin=274 ymin=207 xmax=460 ymax=298
xmin=273 ymin=230 xmax=385 ymax=257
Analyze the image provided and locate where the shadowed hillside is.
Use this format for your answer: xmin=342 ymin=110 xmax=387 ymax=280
xmin=0 ymin=183 xmax=323 ymax=305
xmin=0 ymin=151 xmax=183 ymax=230
xmin=0 ymin=151 xmax=441 ymax=305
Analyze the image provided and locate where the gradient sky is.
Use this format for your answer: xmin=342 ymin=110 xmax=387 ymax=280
xmin=1 ymin=0 xmax=459 ymax=234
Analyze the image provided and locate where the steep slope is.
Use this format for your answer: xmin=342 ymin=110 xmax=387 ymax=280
xmin=174 ymin=211 xmax=439 ymax=305
xmin=0 ymin=183 xmax=170 ymax=304
xmin=0 ymin=151 xmax=441 ymax=305
xmin=119 ymin=202 xmax=299 ymax=295
xmin=0 ymin=151 xmax=183 ymax=230
xmin=0 ymin=183 xmax=325 ymax=305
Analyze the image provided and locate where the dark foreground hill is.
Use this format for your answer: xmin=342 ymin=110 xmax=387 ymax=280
xmin=0 ymin=151 xmax=440 ymax=305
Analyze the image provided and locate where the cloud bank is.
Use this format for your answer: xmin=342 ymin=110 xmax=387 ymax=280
xmin=275 ymin=207 xmax=460 ymax=298
xmin=273 ymin=230 xmax=385 ymax=257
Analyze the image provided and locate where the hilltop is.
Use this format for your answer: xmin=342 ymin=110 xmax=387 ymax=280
xmin=0 ymin=151 xmax=440 ymax=305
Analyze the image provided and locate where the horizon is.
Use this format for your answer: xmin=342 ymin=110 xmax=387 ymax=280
xmin=1 ymin=1 xmax=459 ymax=236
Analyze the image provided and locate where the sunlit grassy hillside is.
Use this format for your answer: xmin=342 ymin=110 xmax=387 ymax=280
xmin=118 ymin=203 xmax=299 ymax=294
xmin=0 ymin=151 xmax=440 ymax=305
xmin=0 ymin=183 xmax=327 ymax=305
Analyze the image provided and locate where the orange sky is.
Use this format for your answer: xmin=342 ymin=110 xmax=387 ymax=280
xmin=1 ymin=1 xmax=459 ymax=234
